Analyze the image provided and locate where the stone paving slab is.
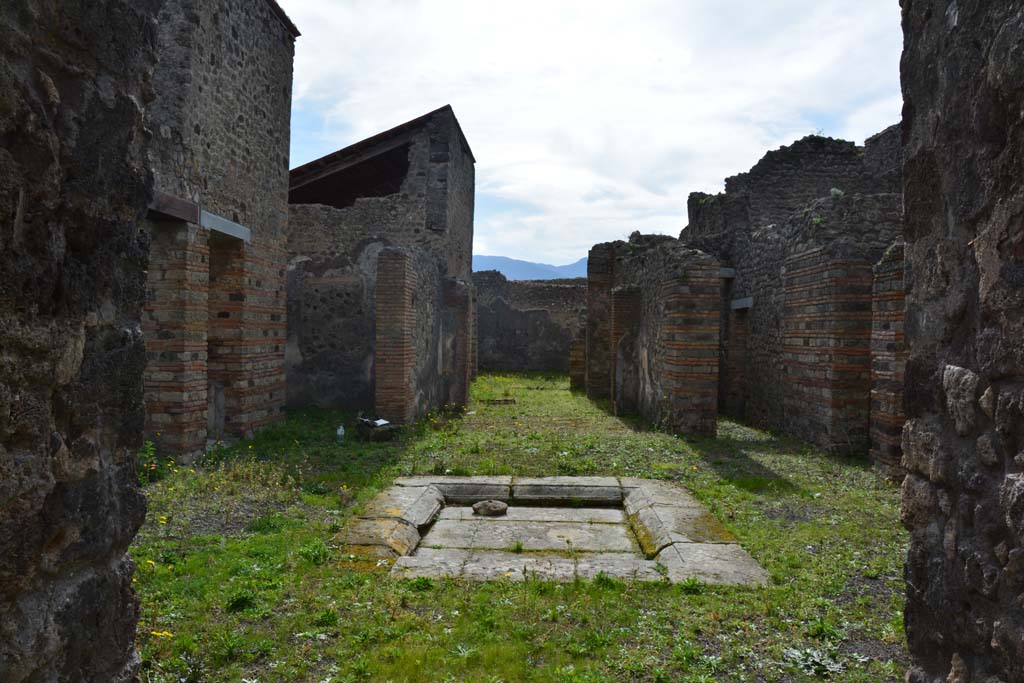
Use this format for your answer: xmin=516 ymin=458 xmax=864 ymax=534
xmin=360 ymin=485 xmax=444 ymax=529
xmin=390 ymin=549 xmax=665 ymax=583
xmin=655 ymin=542 xmax=769 ymax=586
xmin=511 ymin=476 xmax=622 ymax=505
xmin=394 ymin=476 xmax=511 ymax=503
xmin=513 ymin=476 xmax=621 ymax=487
xmin=574 ymin=553 xmax=665 ymax=582
xmin=421 ymin=518 xmax=638 ymax=553
xmin=462 ymin=551 xmax=577 ymax=582
xmin=438 ymin=506 xmax=625 ymax=524
xmin=391 ymin=548 xmax=469 ymax=579
xmin=621 ymin=479 xmax=704 ymax=508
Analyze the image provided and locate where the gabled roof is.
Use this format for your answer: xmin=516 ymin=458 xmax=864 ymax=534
xmin=289 ymin=105 xmax=474 ymax=192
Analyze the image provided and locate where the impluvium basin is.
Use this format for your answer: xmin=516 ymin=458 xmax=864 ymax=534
xmin=338 ymin=476 xmax=767 ymax=585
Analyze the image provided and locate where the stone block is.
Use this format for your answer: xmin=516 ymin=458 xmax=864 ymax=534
xmin=439 ymin=506 xmax=625 ymax=524
xmin=361 ymin=485 xmax=444 ymax=529
xmin=394 ymin=476 xmax=513 ymax=504
xmin=575 ymin=553 xmax=665 ymax=582
xmin=655 ymin=543 xmax=768 ymax=586
xmin=511 ymin=476 xmax=622 ymax=504
xmin=461 ymin=551 xmax=577 ymax=582
xmin=338 ymin=518 xmax=420 ymax=556
xmin=390 ymin=548 xmax=470 ymax=580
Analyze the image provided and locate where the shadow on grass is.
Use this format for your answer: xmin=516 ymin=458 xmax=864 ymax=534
xmin=686 ymin=427 xmax=806 ymax=497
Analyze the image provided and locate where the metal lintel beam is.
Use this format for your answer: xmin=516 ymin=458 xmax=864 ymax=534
xmin=719 ymin=267 xmax=736 ymax=278
xmin=731 ymin=297 xmax=753 ymax=310
xmin=200 ymin=210 xmax=251 ymax=243
xmin=148 ymin=191 xmax=199 ymax=224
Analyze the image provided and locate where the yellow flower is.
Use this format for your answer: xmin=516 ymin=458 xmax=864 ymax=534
xmin=159 ymin=515 xmax=168 ymax=525
xmin=149 ymin=630 xmax=173 ymax=638
xmin=248 ymin=445 xmax=254 ymax=450
xmin=146 ymin=559 xmax=156 ymax=566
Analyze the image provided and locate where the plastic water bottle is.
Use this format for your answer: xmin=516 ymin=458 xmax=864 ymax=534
xmin=336 ymin=424 xmax=345 ymax=443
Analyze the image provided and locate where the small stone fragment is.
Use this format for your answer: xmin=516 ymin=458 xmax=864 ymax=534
xmin=943 ymin=365 xmax=980 ymax=436
xmin=979 ymin=386 xmax=996 ymax=420
xmin=472 ymin=500 xmax=508 ymax=517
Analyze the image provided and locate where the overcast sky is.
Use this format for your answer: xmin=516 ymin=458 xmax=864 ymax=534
xmin=278 ymin=0 xmax=903 ymax=265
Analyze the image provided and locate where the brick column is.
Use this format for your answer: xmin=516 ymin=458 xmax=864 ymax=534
xmin=869 ymin=242 xmax=905 ymax=477
xmin=143 ymin=220 xmax=209 ymax=460
xmin=206 ymin=236 xmax=286 ymax=439
xmin=585 ymin=243 xmax=616 ymax=400
xmin=375 ymin=249 xmax=416 ymax=423
xmin=783 ymin=248 xmax=873 ymax=454
xmin=610 ymin=286 xmax=642 ymax=413
xmin=659 ymin=262 xmax=721 ymax=435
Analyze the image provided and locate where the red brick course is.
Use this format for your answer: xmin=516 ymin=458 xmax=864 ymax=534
xmin=374 ymin=250 xmax=417 ymax=423
xmin=782 ymin=247 xmax=874 ymax=454
xmin=869 ymin=243 xmax=905 ymax=478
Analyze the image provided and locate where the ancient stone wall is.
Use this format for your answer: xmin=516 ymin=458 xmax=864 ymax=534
xmin=581 ymin=235 xmax=719 ymax=435
xmin=288 ymin=108 xmax=474 ymax=417
xmin=374 ymin=248 xmax=470 ymax=423
xmin=611 ymin=239 xmax=721 ymax=435
xmin=901 ymin=2 xmax=1024 ymax=681
xmin=0 ymin=0 xmax=160 ymax=679
xmin=610 ymin=286 xmax=643 ymax=414
xmin=870 ymin=242 xmax=905 ymax=478
xmin=473 ymin=270 xmax=586 ymax=373
xmin=143 ymin=0 xmax=297 ymax=455
xmin=585 ymin=243 xmax=618 ymax=400
xmin=286 ymin=204 xmax=396 ymax=409
xmin=782 ymin=247 xmax=874 ymax=455
xmin=680 ymin=129 xmax=903 ymax=450
xmin=569 ymin=340 xmax=586 ymax=390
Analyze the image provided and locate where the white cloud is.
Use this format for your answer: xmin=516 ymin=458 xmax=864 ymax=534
xmin=279 ymin=0 xmax=903 ymax=264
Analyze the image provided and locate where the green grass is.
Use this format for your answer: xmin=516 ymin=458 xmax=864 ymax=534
xmin=133 ymin=373 xmax=908 ymax=682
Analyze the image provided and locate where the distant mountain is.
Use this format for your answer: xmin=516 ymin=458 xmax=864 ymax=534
xmin=473 ymin=255 xmax=588 ymax=281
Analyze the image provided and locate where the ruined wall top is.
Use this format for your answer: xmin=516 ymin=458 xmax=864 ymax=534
xmin=681 ymin=126 xmax=902 ymax=260
xmin=147 ymin=0 xmax=298 ymax=243
xmin=288 ymin=106 xmax=475 ymax=281
xmin=473 ymin=270 xmax=586 ymax=328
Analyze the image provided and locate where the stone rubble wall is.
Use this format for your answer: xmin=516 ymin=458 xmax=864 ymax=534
xmin=584 ymin=236 xmax=720 ymax=436
xmin=569 ymin=340 xmax=586 ymax=390
xmin=901 ymin=2 xmax=1024 ymax=681
xmin=472 ymin=270 xmax=586 ymax=373
xmin=680 ymin=127 xmax=903 ymax=452
xmin=143 ymin=0 xmax=297 ymax=455
xmin=286 ymin=203 xmax=400 ymax=409
xmin=585 ymin=243 xmax=618 ymax=400
xmin=870 ymin=242 xmax=905 ymax=478
xmin=288 ymin=110 xmax=474 ymax=417
xmin=0 ymin=0 xmax=161 ymax=679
